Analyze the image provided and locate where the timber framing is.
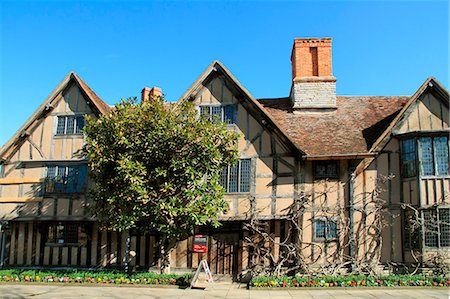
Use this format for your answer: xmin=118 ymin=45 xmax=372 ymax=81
xmin=355 ymin=77 xmax=450 ymax=175
xmin=0 ymin=72 xmax=110 ymax=163
xmin=177 ymin=60 xmax=305 ymax=158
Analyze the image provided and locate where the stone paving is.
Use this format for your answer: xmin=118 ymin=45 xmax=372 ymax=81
xmin=0 ymin=284 xmax=449 ymax=299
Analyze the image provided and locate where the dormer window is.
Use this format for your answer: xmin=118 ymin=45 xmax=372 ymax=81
xmin=56 ymin=115 xmax=85 ymax=135
xmin=199 ymin=105 xmax=237 ymax=124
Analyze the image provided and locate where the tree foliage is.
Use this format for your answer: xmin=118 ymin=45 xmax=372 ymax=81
xmin=83 ymin=97 xmax=239 ymax=245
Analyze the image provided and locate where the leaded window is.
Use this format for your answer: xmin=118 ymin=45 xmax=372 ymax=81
xmin=199 ymin=105 xmax=237 ymax=124
xmin=219 ymin=159 xmax=251 ymax=193
xmin=419 ymin=137 xmax=434 ymax=176
xmin=434 ymin=137 xmax=449 ymax=175
xmin=55 ymin=115 xmax=85 ymax=135
xmin=419 ymin=136 xmax=449 ymax=176
xmin=401 ymin=136 xmax=449 ymax=177
xmin=423 ymin=208 xmax=450 ymax=248
xmin=45 ymin=165 xmax=87 ymax=193
xmin=47 ymin=223 xmax=79 ymax=244
xmin=314 ymin=218 xmax=338 ymax=240
xmin=401 ymin=139 xmax=416 ymax=178
xmin=313 ymin=161 xmax=338 ymax=179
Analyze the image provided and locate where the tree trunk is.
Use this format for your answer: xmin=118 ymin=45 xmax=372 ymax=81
xmin=160 ymin=237 xmax=171 ymax=274
xmin=124 ymin=229 xmax=131 ymax=274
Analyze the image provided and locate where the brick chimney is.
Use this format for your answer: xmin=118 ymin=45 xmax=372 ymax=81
xmin=290 ymin=38 xmax=336 ymax=112
xmin=141 ymin=86 xmax=162 ymax=102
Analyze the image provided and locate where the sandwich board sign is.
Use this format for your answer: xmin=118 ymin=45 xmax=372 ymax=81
xmin=190 ymin=259 xmax=214 ymax=289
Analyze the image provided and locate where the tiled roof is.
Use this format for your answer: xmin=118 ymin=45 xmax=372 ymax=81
xmin=258 ymin=96 xmax=409 ymax=156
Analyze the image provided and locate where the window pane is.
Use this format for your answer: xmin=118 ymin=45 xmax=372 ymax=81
xmin=401 ymin=139 xmax=416 ymax=178
xmin=75 ymin=116 xmax=85 ymax=134
xmin=76 ymin=165 xmax=87 ymax=193
xmin=55 ymin=166 xmax=67 ymax=192
xmin=65 ymin=224 xmax=78 ymax=243
xmin=219 ymin=167 xmax=228 ymax=191
xmin=423 ymin=210 xmax=438 ymax=247
xmin=327 ymin=221 xmax=337 ymax=239
xmin=229 ymin=163 xmax=239 ymax=192
xmin=66 ymin=166 xmax=77 ymax=193
xmin=210 ymin=106 xmax=221 ymax=121
xmin=434 ymin=137 xmax=449 ymax=176
xmin=239 ymin=159 xmax=251 ymax=192
xmin=223 ymin=105 xmax=236 ymax=124
xmin=66 ymin=116 xmax=75 ymax=134
xmin=56 ymin=116 xmax=66 ymax=135
xmin=314 ymin=161 xmax=338 ymax=178
xmin=439 ymin=209 xmax=450 ymax=247
xmin=315 ymin=220 xmax=326 ymax=239
xmin=199 ymin=106 xmax=209 ymax=119
xmin=47 ymin=166 xmax=56 ymax=178
xmin=419 ymin=138 xmax=434 ymax=175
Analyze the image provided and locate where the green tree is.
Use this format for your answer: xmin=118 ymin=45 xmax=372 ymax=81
xmin=83 ymin=96 xmax=239 ymax=272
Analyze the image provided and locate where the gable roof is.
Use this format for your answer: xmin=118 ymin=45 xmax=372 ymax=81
xmin=354 ymin=77 xmax=449 ymax=174
xmin=258 ymin=96 xmax=409 ymax=158
xmin=367 ymin=77 xmax=449 ymax=153
xmin=0 ymin=72 xmax=111 ymax=161
xmin=177 ymin=60 xmax=305 ymax=157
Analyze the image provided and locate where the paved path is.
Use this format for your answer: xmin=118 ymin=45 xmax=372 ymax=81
xmin=0 ymin=284 xmax=448 ymax=299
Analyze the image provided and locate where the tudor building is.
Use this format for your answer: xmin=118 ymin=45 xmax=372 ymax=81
xmin=0 ymin=38 xmax=448 ymax=277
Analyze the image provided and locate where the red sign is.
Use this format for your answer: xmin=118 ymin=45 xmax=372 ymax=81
xmin=193 ymin=235 xmax=208 ymax=253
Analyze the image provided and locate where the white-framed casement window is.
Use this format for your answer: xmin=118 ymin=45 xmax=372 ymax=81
xmin=219 ymin=159 xmax=251 ymax=193
xmin=56 ymin=115 xmax=85 ymax=135
xmin=313 ymin=218 xmax=338 ymax=241
xmin=422 ymin=207 xmax=450 ymax=248
xmin=199 ymin=105 xmax=237 ymax=125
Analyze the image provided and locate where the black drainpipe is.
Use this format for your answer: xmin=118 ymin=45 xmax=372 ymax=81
xmin=0 ymin=221 xmax=8 ymax=269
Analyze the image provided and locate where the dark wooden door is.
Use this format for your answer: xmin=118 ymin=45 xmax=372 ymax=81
xmin=207 ymin=233 xmax=240 ymax=280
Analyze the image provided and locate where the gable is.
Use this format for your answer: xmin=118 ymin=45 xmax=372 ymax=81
xmin=395 ymin=91 xmax=449 ymax=134
xmin=192 ymin=75 xmax=292 ymax=158
xmin=355 ymin=77 xmax=449 ymax=175
xmin=179 ymin=61 xmax=304 ymax=158
xmin=0 ymin=72 xmax=110 ymax=162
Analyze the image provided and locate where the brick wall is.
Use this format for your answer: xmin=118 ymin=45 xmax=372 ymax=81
xmin=290 ymin=37 xmax=336 ymax=110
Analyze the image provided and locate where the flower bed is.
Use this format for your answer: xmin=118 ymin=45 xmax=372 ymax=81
xmin=250 ymin=274 xmax=450 ymax=288
xmin=0 ymin=269 xmax=190 ymax=286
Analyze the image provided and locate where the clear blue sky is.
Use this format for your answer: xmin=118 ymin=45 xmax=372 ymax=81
xmin=1 ymin=1 xmax=448 ymax=146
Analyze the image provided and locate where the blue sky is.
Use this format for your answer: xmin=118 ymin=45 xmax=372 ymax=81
xmin=0 ymin=1 xmax=448 ymax=146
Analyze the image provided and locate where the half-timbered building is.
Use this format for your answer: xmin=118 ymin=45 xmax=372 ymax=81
xmin=0 ymin=37 xmax=448 ymax=278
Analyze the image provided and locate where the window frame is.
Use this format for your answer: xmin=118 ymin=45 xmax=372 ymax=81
xmin=45 ymin=222 xmax=80 ymax=245
xmin=313 ymin=217 xmax=338 ymax=242
xmin=198 ymin=104 xmax=237 ymax=125
xmin=44 ymin=164 xmax=88 ymax=194
xmin=220 ymin=159 xmax=252 ymax=194
xmin=422 ymin=207 xmax=450 ymax=248
xmin=55 ymin=115 xmax=85 ymax=136
xmin=313 ymin=161 xmax=339 ymax=180
xmin=401 ymin=138 xmax=417 ymax=178
xmin=400 ymin=135 xmax=449 ymax=178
